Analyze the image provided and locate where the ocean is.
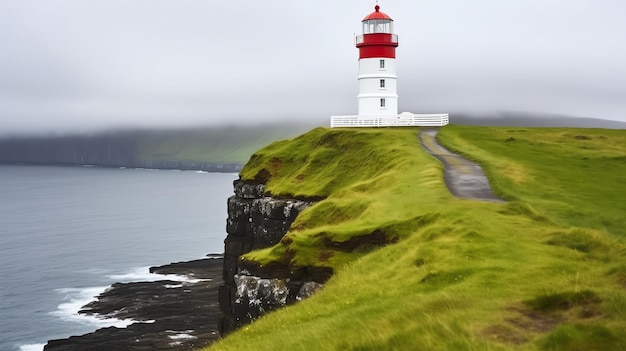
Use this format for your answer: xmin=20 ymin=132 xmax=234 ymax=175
xmin=0 ymin=165 xmax=238 ymax=351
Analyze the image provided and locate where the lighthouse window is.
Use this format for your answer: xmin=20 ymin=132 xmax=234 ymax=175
xmin=379 ymin=59 xmax=385 ymax=69
xmin=380 ymin=79 xmax=386 ymax=88
xmin=380 ymin=98 xmax=386 ymax=108
xmin=363 ymin=20 xmax=393 ymax=34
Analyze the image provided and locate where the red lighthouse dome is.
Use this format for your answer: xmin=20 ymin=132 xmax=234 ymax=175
xmin=362 ymin=5 xmax=391 ymax=21
xmin=356 ymin=5 xmax=398 ymax=59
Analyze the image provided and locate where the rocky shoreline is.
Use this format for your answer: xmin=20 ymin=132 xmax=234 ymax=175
xmin=44 ymin=256 xmax=224 ymax=351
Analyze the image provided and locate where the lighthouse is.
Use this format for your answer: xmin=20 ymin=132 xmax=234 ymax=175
xmin=330 ymin=5 xmax=449 ymax=128
xmin=356 ymin=5 xmax=399 ymax=116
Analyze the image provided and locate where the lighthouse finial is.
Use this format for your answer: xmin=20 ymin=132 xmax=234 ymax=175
xmin=375 ymin=4 xmax=380 ymax=12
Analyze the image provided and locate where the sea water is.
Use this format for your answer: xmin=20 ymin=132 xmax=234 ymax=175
xmin=0 ymin=165 xmax=238 ymax=351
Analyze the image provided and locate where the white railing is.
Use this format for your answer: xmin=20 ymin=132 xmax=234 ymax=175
xmin=330 ymin=113 xmax=449 ymax=128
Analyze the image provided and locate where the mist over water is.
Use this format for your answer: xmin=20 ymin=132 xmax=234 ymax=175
xmin=0 ymin=165 xmax=236 ymax=350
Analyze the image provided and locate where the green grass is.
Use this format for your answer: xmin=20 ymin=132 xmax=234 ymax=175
xmin=205 ymin=125 xmax=626 ymax=351
xmin=436 ymin=126 xmax=626 ymax=238
xmin=238 ymin=127 xmax=449 ymax=270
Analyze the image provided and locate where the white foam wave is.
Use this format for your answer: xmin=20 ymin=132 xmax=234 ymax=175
xmin=108 ymin=266 xmax=205 ymax=283
xmin=168 ymin=333 xmax=196 ymax=340
xmin=195 ymin=171 xmax=209 ymax=174
xmin=50 ymin=287 xmax=135 ymax=328
xmin=166 ymin=330 xmax=196 ymax=340
xmin=46 ymin=266 xmax=204 ymax=343
xmin=19 ymin=343 xmax=45 ymax=351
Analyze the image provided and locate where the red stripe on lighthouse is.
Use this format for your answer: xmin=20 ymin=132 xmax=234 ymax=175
xmin=356 ymin=33 xmax=398 ymax=59
xmin=358 ymin=47 xmax=396 ymax=59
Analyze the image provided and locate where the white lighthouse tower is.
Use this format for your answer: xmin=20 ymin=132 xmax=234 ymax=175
xmin=330 ymin=5 xmax=449 ymax=128
xmin=357 ymin=5 xmax=398 ymax=116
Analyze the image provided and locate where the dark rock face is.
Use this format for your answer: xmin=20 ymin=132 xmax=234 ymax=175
xmin=44 ymin=258 xmax=223 ymax=351
xmin=230 ymin=275 xmax=324 ymax=325
xmin=219 ymin=180 xmax=324 ymax=333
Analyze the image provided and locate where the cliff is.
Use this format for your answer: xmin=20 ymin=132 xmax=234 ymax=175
xmin=219 ymin=180 xmax=319 ymax=332
xmin=217 ymin=127 xmax=441 ymax=332
xmin=210 ymin=126 xmax=626 ymax=351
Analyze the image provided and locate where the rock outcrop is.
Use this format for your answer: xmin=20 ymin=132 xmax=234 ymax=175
xmin=219 ymin=180 xmax=324 ymax=333
xmin=44 ymin=258 xmax=223 ymax=351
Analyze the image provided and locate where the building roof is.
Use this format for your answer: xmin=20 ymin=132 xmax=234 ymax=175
xmin=362 ymin=5 xmax=393 ymax=21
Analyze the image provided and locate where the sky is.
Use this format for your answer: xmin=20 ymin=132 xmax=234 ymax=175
xmin=1 ymin=0 xmax=625 ymax=134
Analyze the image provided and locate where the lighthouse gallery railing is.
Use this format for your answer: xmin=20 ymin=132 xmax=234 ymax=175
xmin=355 ymin=34 xmax=398 ymax=45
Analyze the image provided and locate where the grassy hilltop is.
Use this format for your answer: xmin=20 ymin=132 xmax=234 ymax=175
xmin=207 ymin=125 xmax=626 ymax=351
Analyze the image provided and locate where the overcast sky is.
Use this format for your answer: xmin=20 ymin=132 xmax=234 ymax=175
xmin=1 ymin=0 xmax=625 ymax=134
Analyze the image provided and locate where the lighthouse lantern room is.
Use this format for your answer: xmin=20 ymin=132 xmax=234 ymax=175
xmin=330 ymin=5 xmax=449 ymax=128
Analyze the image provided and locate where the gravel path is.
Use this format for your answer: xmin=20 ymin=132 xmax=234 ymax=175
xmin=419 ymin=128 xmax=505 ymax=203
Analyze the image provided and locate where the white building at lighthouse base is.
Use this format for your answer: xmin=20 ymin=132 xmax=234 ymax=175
xmin=330 ymin=112 xmax=449 ymax=128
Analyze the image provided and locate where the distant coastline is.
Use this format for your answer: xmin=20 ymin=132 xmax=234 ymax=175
xmin=0 ymin=123 xmax=317 ymax=174
xmin=0 ymin=161 xmax=243 ymax=173
xmin=1 ymin=116 xmax=622 ymax=174
xmin=0 ymin=128 xmax=247 ymax=172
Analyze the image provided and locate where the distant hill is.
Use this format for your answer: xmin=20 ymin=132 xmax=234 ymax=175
xmin=449 ymin=112 xmax=626 ymax=129
xmin=301 ymin=112 xmax=626 ymax=129
xmin=1 ymin=113 xmax=623 ymax=171
xmin=0 ymin=122 xmax=318 ymax=171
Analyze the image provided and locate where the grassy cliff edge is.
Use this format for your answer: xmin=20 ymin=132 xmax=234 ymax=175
xmin=208 ymin=126 xmax=626 ymax=350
